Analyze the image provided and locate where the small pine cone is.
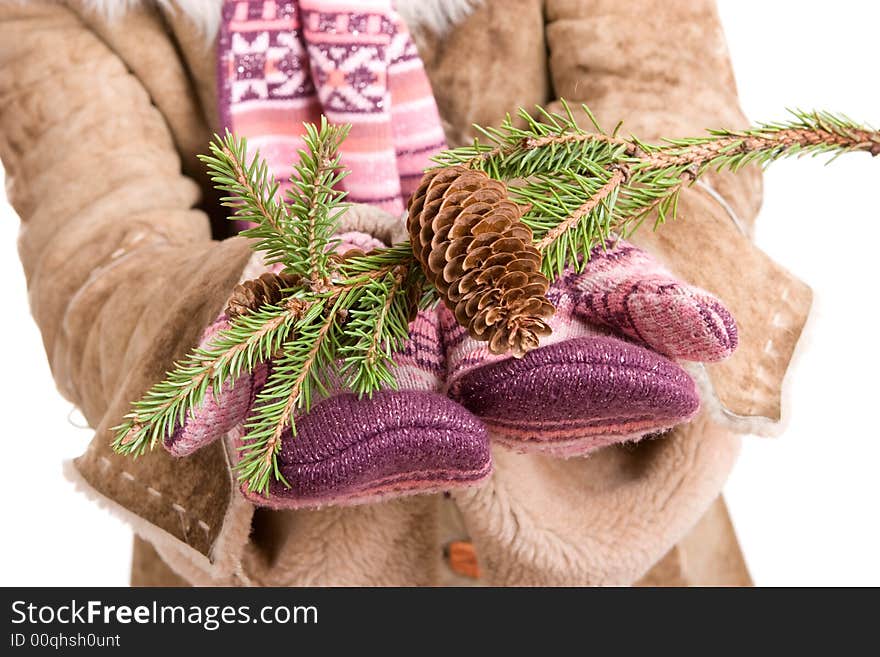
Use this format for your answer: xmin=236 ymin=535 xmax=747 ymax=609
xmin=226 ymin=271 xmax=302 ymax=318
xmin=407 ymin=165 xmax=554 ymax=357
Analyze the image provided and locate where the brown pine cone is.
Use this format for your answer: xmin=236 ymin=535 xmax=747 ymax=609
xmin=226 ymin=271 xmax=302 ymax=318
xmin=407 ymin=165 xmax=554 ymax=357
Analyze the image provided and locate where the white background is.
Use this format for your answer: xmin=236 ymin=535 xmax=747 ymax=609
xmin=0 ymin=0 xmax=878 ymax=586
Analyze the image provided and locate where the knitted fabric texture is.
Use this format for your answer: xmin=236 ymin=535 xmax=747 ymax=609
xmin=218 ymin=0 xmax=447 ymax=217
xmin=215 ymin=0 xmax=738 ymax=465
xmin=567 ymin=241 xmax=738 ymax=361
xmin=442 ymin=280 xmax=700 ymax=455
xmin=228 ymin=390 xmax=492 ymax=509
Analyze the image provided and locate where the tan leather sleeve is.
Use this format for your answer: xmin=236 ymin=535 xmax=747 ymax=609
xmin=543 ymin=0 xmax=812 ymax=427
xmin=0 ymin=1 xmax=253 ymax=568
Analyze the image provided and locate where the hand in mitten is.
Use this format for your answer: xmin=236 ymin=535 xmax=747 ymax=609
xmin=442 ymin=239 xmax=736 ymax=456
xmin=165 ymin=229 xmax=491 ymax=509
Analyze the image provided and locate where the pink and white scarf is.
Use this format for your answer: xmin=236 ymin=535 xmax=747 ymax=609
xmin=218 ymin=0 xmax=447 ymax=218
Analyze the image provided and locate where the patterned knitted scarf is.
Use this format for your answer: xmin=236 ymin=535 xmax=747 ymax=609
xmin=218 ymin=0 xmax=447 ymax=219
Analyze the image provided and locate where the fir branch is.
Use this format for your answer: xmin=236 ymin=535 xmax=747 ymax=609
xmin=114 ymin=106 xmax=880 ymax=498
xmin=334 ymin=243 xmax=414 ymax=282
xmin=617 ymin=109 xmax=880 ymax=239
xmin=284 ymin=118 xmax=351 ymax=287
xmin=335 ymin=245 xmax=434 ymax=312
xmin=435 ymin=101 xmax=631 ymax=181
xmin=337 ymin=265 xmax=411 ymax=395
xmin=114 ymin=120 xmax=354 ymax=475
xmin=637 ymin=109 xmax=880 ymax=173
xmin=462 ymin=124 xmax=629 ymax=172
xmin=235 ymin=292 xmax=345 ymax=495
xmin=112 ymin=298 xmax=306 ymax=457
xmin=534 ymin=168 xmax=625 ymax=252
xmin=198 ymin=132 xmax=296 ymax=267
xmin=442 ymin=104 xmax=880 ymax=275
xmin=223 ymin=249 xmax=420 ymax=494
xmin=198 ymin=120 xmax=351 ymax=282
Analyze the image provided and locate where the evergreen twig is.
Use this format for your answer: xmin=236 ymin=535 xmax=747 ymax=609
xmin=113 ymin=105 xmax=880 ymax=496
xmin=283 ymin=119 xmax=351 ymax=287
xmin=437 ymin=103 xmax=880 ymax=275
xmin=112 ymin=299 xmax=305 ymax=458
xmin=235 ymin=296 xmax=340 ymax=492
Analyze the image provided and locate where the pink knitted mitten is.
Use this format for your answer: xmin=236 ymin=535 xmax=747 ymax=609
xmin=166 ymin=233 xmax=491 ymax=508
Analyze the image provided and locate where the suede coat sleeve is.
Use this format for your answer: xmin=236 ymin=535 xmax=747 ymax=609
xmin=0 ymin=1 xmax=253 ymax=564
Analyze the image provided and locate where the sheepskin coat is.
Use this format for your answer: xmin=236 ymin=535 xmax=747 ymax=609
xmin=0 ymin=0 xmax=811 ymax=586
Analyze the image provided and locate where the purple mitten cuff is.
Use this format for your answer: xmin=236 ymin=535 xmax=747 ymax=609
xmin=231 ymin=390 xmax=492 ymax=509
xmin=441 ymin=239 xmax=736 ymax=458
xmin=448 ymin=335 xmax=699 ymax=457
xmin=165 ymin=229 xmax=405 ymax=459
xmin=166 ymin=282 xmax=492 ymax=509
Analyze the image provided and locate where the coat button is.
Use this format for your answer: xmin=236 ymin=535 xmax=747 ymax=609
xmin=444 ymin=540 xmax=481 ymax=579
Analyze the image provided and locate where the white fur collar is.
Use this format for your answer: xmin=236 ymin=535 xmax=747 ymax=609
xmin=396 ymin=0 xmax=482 ymax=35
xmin=81 ymin=1 xmax=222 ymax=37
xmin=79 ymin=0 xmax=482 ymax=37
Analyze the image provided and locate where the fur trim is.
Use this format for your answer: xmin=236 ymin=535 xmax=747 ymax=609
xmin=396 ymin=0 xmax=482 ymax=35
xmin=82 ymin=0 xmax=222 ymax=36
xmin=78 ymin=0 xmax=482 ymax=38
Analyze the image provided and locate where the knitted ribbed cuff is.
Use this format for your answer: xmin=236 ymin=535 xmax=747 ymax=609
xmin=231 ymin=390 xmax=492 ymax=508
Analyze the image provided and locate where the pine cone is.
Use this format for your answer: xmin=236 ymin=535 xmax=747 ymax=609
xmin=408 ymin=165 xmax=554 ymax=357
xmin=226 ymin=271 xmax=302 ymax=318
